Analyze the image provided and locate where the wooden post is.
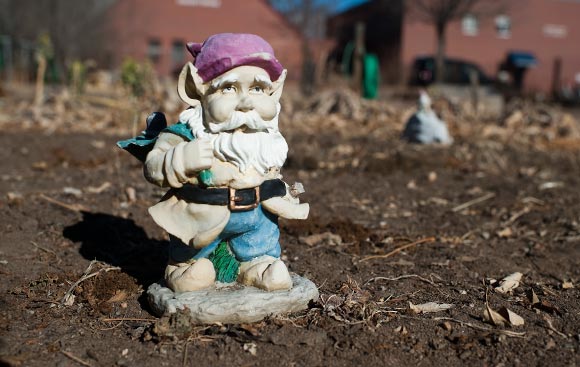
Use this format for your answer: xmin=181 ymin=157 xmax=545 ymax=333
xmin=469 ymin=68 xmax=480 ymax=115
xmin=551 ymin=57 xmax=562 ymax=100
xmin=34 ymin=54 xmax=47 ymax=107
xmin=352 ymin=22 xmax=365 ymax=93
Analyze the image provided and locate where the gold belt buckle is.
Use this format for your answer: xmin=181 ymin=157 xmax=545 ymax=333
xmin=228 ymin=187 xmax=260 ymax=211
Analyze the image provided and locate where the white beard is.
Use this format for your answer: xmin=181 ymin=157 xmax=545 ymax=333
xmin=179 ymin=105 xmax=288 ymax=173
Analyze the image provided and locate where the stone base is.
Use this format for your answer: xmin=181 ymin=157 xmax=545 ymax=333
xmin=147 ymin=274 xmax=319 ymax=324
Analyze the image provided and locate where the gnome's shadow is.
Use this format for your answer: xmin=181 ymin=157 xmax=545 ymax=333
xmin=63 ymin=212 xmax=168 ymax=291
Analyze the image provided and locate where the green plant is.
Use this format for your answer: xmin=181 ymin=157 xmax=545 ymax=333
xmin=120 ymin=58 xmax=154 ymax=98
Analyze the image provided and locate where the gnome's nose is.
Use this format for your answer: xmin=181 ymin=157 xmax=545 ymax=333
xmin=236 ymin=97 xmax=254 ymax=112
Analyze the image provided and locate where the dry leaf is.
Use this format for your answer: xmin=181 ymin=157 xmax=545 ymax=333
xmin=409 ymin=301 xmax=454 ymax=314
xmin=495 ymin=272 xmax=523 ymax=293
xmin=483 ymin=305 xmax=507 ymax=327
xmin=528 ymin=289 xmax=540 ymax=305
xmin=6 ymin=192 xmax=24 ymax=205
xmin=497 ymin=227 xmax=513 ymax=238
xmin=106 ymin=290 xmax=128 ymax=303
xmin=562 ymin=281 xmax=574 ymax=289
xmin=91 ymin=140 xmax=106 ymax=149
xmin=32 ymin=161 xmax=48 ymax=170
xmin=532 ymin=300 xmax=562 ymax=316
xmin=239 ymin=323 xmax=262 ymax=337
xmin=498 ymin=307 xmax=525 ymax=326
xmin=299 ymin=232 xmax=342 ymax=247
xmin=125 ymin=187 xmax=137 ymax=202
xmin=63 ymin=293 xmax=75 ymax=306
xmin=393 ymin=325 xmax=408 ymax=335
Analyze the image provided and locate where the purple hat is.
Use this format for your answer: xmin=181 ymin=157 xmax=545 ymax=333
xmin=186 ymin=33 xmax=284 ymax=83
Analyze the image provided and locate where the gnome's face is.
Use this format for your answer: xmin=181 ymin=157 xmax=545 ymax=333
xmin=203 ymin=65 xmax=279 ymax=133
xmin=177 ymin=62 xmax=287 ymax=134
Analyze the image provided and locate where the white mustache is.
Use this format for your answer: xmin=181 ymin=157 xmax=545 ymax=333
xmin=207 ymin=110 xmax=274 ymax=133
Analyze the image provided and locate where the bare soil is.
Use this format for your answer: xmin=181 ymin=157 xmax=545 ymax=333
xmin=1 ymin=118 xmax=580 ymax=366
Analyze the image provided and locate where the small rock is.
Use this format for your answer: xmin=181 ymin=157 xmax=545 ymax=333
xmin=6 ymin=192 xmax=24 ymax=205
xmin=459 ymin=350 xmax=472 ymax=360
xmin=63 ymin=187 xmax=83 ymax=198
xmin=429 ymin=339 xmax=445 ymax=350
xmin=243 ymin=343 xmax=257 ymax=356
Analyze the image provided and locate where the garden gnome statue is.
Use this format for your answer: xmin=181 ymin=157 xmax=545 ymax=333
xmin=118 ymin=33 xmax=315 ymax=320
xmin=401 ymin=90 xmax=453 ymax=144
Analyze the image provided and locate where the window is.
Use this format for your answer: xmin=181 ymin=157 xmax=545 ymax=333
xmin=176 ymin=0 xmax=221 ymax=7
xmin=172 ymin=40 xmax=185 ymax=65
xmin=461 ymin=14 xmax=479 ymax=36
xmin=495 ymin=15 xmax=511 ymax=38
xmin=147 ymin=39 xmax=161 ymax=64
xmin=543 ymin=24 xmax=567 ymax=38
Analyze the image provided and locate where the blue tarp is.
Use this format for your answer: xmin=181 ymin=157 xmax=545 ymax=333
xmin=507 ymin=52 xmax=538 ymax=68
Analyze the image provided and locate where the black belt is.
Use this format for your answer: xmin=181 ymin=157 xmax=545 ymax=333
xmin=174 ymin=179 xmax=287 ymax=212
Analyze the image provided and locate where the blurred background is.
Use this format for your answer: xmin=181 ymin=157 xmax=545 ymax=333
xmin=1 ymin=0 xmax=579 ymax=112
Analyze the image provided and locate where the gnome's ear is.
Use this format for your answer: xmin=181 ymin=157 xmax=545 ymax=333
xmin=270 ymin=69 xmax=287 ymax=103
xmin=177 ymin=62 xmax=207 ymax=106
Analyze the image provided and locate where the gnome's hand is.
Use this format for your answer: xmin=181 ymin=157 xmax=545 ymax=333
xmin=183 ymin=139 xmax=214 ymax=174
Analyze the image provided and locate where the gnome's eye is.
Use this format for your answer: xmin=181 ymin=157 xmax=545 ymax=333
xmin=249 ymin=85 xmax=265 ymax=94
xmin=222 ymin=85 xmax=236 ymax=94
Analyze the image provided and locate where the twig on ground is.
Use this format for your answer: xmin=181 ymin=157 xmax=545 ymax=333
xmin=182 ymin=341 xmax=189 ymax=367
xmin=502 ymin=207 xmax=531 ymax=226
xmin=275 ymin=315 xmax=305 ymax=328
xmin=452 ymin=193 xmax=496 ymax=212
xmin=360 ymin=237 xmax=436 ymax=262
xmin=39 ymin=194 xmax=88 ymax=213
xmin=99 ymin=320 xmax=124 ymax=331
xmin=60 ymin=350 xmax=92 ymax=367
xmin=61 ymin=260 xmax=121 ymax=305
xmin=101 ymin=318 xmax=156 ymax=322
xmin=433 ymin=317 xmax=526 ymax=338
xmin=365 ymin=274 xmax=439 ymax=287
xmin=543 ymin=315 xmax=568 ymax=338
xmin=30 ymin=241 xmax=57 ymax=255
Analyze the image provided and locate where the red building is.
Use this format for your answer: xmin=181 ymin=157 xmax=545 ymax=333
xmin=403 ymin=0 xmax=580 ymax=93
xmin=104 ymin=0 xmax=303 ymax=79
xmin=330 ymin=0 xmax=580 ymax=93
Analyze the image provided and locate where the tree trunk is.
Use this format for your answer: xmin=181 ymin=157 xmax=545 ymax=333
xmin=435 ymin=22 xmax=446 ymax=84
